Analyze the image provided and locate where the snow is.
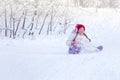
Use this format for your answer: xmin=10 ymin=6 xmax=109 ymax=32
xmin=0 ymin=8 xmax=120 ymax=80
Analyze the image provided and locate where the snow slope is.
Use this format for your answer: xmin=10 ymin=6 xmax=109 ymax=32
xmin=0 ymin=8 xmax=120 ymax=80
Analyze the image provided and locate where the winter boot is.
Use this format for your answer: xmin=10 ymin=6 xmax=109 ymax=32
xmin=97 ymin=46 xmax=103 ymax=51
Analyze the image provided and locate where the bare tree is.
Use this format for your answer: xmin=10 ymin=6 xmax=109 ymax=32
xmin=39 ymin=14 xmax=48 ymax=35
xmin=4 ymin=8 xmax=8 ymax=37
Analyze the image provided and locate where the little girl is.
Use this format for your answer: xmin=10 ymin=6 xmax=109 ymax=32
xmin=66 ymin=24 xmax=103 ymax=54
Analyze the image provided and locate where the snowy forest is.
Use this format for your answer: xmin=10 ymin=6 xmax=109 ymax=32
xmin=0 ymin=0 xmax=120 ymax=39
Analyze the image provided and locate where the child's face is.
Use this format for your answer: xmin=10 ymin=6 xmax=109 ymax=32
xmin=78 ymin=28 xmax=85 ymax=34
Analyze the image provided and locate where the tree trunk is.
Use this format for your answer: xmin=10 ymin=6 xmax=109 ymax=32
xmin=4 ymin=8 xmax=8 ymax=37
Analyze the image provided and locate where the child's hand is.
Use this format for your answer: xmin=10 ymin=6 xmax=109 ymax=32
xmin=71 ymin=41 xmax=76 ymax=46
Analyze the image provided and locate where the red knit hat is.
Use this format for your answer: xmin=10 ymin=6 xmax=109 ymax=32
xmin=76 ymin=24 xmax=85 ymax=31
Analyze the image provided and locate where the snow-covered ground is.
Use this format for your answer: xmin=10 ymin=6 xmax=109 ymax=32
xmin=0 ymin=8 xmax=120 ymax=80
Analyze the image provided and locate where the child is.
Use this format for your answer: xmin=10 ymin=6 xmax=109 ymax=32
xmin=66 ymin=24 xmax=103 ymax=54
